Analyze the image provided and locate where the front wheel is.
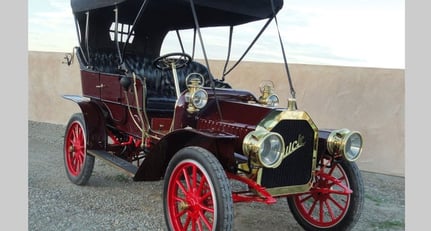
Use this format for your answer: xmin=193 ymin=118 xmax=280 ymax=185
xmin=63 ymin=113 xmax=95 ymax=185
xmin=163 ymin=146 xmax=233 ymax=231
xmin=287 ymin=157 xmax=364 ymax=231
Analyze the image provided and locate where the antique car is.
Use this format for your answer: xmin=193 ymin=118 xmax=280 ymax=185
xmin=62 ymin=0 xmax=364 ymax=230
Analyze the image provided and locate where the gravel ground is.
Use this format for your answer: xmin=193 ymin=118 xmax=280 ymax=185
xmin=28 ymin=121 xmax=405 ymax=231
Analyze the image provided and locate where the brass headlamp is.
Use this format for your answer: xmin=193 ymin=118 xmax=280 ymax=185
xmin=327 ymin=128 xmax=363 ymax=161
xmin=243 ymin=128 xmax=285 ymax=168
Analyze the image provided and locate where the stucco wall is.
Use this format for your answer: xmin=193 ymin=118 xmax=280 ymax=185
xmin=28 ymin=51 xmax=405 ymax=177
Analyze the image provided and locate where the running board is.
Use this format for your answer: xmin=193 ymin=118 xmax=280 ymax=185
xmin=87 ymin=149 xmax=138 ymax=177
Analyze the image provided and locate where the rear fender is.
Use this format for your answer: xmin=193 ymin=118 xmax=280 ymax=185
xmin=134 ymin=129 xmax=238 ymax=181
xmin=63 ymin=95 xmax=107 ymax=149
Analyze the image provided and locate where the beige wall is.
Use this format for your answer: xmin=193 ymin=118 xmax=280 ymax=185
xmin=28 ymin=51 xmax=405 ymax=177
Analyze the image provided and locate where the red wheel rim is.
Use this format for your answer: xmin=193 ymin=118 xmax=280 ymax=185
xmin=292 ymin=159 xmax=352 ymax=228
xmin=167 ymin=160 xmax=216 ymax=231
xmin=64 ymin=121 xmax=86 ymax=177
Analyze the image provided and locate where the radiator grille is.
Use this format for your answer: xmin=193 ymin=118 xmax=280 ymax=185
xmin=260 ymin=120 xmax=315 ymax=188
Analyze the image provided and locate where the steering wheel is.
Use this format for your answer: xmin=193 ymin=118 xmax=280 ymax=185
xmin=153 ymin=52 xmax=192 ymax=71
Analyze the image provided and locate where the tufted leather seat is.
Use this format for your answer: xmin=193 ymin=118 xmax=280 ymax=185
xmin=124 ymin=54 xmax=214 ymax=98
xmin=89 ymin=50 xmax=231 ymax=115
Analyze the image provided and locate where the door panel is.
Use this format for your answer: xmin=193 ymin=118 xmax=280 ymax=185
xmin=100 ymin=73 xmax=127 ymax=124
xmin=81 ymin=71 xmax=100 ymax=98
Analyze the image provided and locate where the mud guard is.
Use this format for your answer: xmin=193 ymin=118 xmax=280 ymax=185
xmin=63 ymin=95 xmax=107 ymax=150
xmin=133 ymin=129 xmax=238 ymax=181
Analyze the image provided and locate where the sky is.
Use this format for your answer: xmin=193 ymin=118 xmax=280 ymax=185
xmin=28 ymin=0 xmax=405 ymax=69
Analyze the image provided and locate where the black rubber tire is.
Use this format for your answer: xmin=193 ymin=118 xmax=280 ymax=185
xmin=287 ymin=158 xmax=364 ymax=231
xmin=63 ymin=113 xmax=95 ymax=185
xmin=163 ymin=146 xmax=233 ymax=231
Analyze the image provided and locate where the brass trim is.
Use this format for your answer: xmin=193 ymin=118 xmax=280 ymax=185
xmin=255 ymin=109 xmax=319 ymax=196
xmin=257 ymin=168 xmax=313 ymax=196
xmin=258 ymin=109 xmax=318 ymax=131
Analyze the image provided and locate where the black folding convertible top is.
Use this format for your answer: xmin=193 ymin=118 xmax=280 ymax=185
xmin=71 ymin=0 xmax=283 ymax=29
xmin=71 ymin=0 xmax=284 ymax=62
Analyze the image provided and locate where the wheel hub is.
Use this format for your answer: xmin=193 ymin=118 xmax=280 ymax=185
xmin=178 ymin=201 xmax=189 ymax=211
xmin=185 ymin=190 xmax=202 ymax=216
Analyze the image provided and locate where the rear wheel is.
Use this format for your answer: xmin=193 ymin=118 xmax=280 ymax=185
xmin=63 ymin=113 xmax=95 ymax=185
xmin=163 ymin=146 xmax=233 ymax=231
xmin=287 ymin=157 xmax=364 ymax=231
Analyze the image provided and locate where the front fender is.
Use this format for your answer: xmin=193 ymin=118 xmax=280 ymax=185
xmin=63 ymin=95 xmax=107 ymax=149
xmin=134 ymin=128 xmax=238 ymax=181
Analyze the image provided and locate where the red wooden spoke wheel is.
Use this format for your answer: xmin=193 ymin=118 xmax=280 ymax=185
xmin=287 ymin=157 xmax=364 ymax=231
xmin=164 ymin=147 xmax=233 ymax=231
xmin=63 ymin=113 xmax=94 ymax=185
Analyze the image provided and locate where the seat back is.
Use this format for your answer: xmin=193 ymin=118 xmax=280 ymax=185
xmin=124 ymin=55 xmax=212 ymax=98
xmin=88 ymin=50 xmax=231 ymax=115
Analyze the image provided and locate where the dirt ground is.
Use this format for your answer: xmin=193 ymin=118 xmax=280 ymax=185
xmin=28 ymin=121 xmax=405 ymax=230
